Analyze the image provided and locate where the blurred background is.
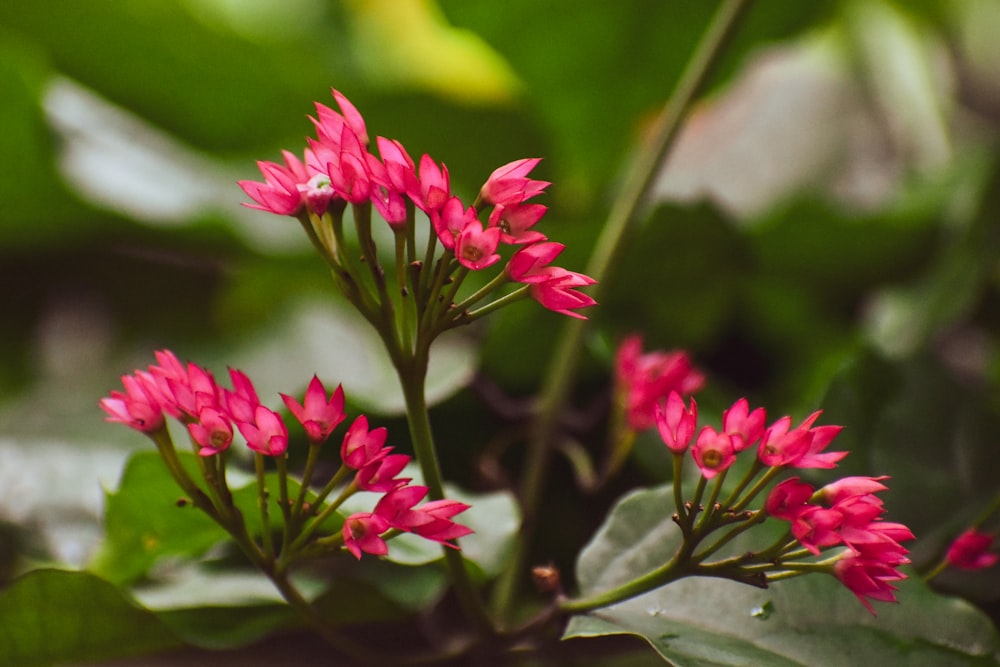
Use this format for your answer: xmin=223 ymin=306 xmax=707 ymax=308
xmin=3 ymin=0 xmax=1000 ymax=641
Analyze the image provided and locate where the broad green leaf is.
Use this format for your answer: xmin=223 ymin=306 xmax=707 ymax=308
xmin=90 ymin=451 xmax=226 ymax=584
xmin=565 ymin=485 xmax=1000 ymax=665
xmin=0 ymin=569 xmax=181 ymax=667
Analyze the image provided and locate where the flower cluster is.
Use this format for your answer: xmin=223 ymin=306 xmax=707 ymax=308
xmin=239 ymin=88 xmax=595 ymax=320
xmin=767 ymin=476 xmax=914 ymax=613
xmin=654 ymin=391 xmax=914 ymax=614
xmin=101 ymin=350 xmax=472 ymax=560
xmin=615 ymin=335 xmax=704 ymax=431
xmin=945 ymin=529 xmax=998 ymax=571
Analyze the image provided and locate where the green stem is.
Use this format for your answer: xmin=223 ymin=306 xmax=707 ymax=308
xmin=398 ymin=349 xmax=494 ymax=635
xmin=491 ymin=0 xmax=754 ymax=621
xmin=276 ymin=454 xmax=291 ymax=552
xmin=255 ymin=453 xmax=274 ymax=561
xmin=558 ymin=555 xmax=692 ymax=614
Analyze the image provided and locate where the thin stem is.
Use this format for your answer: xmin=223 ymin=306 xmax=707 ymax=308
xmin=276 ymin=454 xmax=291 ymax=552
xmin=255 ymin=453 xmax=274 ymax=561
xmin=492 ymin=0 xmax=754 ymax=620
xmin=291 ymin=444 xmax=322 ymax=525
xmin=398 ymin=349 xmax=494 ymax=636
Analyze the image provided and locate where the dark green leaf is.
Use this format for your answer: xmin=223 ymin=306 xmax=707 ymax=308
xmin=0 ymin=569 xmax=181 ymax=667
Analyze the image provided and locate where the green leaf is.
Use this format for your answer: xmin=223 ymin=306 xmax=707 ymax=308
xmin=565 ymin=485 xmax=1000 ymax=665
xmin=0 ymin=569 xmax=181 ymax=667
xmin=90 ymin=451 xmax=226 ymax=585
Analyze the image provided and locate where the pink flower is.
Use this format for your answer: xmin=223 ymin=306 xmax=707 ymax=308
xmin=488 ymin=203 xmax=548 ymax=245
xmin=355 ymin=453 xmax=411 ymax=492
xmin=323 ymin=126 xmax=373 ymax=205
xmin=415 ymin=154 xmax=451 ymax=213
xmin=691 ymin=426 xmax=736 ymax=479
xmin=281 ymin=376 xmax=346 ymax=446
xmin=340 ymin=415 xmax=389 ymax=469
xmin=791 ymin=506 xmax=843 ymax=555
xmin=223 ymin=368 xmax=261 ymax=424
xmin=187 ymin=407 xmax=234 ymax=456
xmin=479 ymin=158 xmax=549 ymax=207
xmin=764 ymin=477 xmax=814 ymax=520
xmin=791 ymin=422 xmax=847 ymax=469
xmin=946 ymin=529 xmax=998 ymax=571
xmin=343 ymin=512 xmax=390 ymax=559
xmin=236 ymin=405 xmax=289 ymax=456
xmin=722 ymin=398 xmax=766 ymax=451
xmin=757 ymin=414 xmax=816 ymax=467
xmin=406 ymin=499 xmax=474 ymax=545
xmin=239 ymin=150 xmax=310 ymax=216
xmin=817 ymin=476 xmax=890 ymax=505
xmin=615 ymin=335 xmax=704 ymax=431
xmin=506 ymin=241 xmax=564 ymax=284
xmin=431 ymin=197 xmax=477 ymax=251
xmin=456 ymin=220 xmax=501 ymax=270
xmin=151 ymin=359 xmax=223 ymax=421
xmin=311 ymin=89 xmax=369 ymax=148
xmin=833 ymin=548 xmax=908 ymax=615
xmin=654 ymin=392 xmax=697 ymax=454
xmin=529 ymin=267 xmax=597 ymax=320
xmin=373 ymin=136 xmax=420 ymax=197
xmin=100 ymin=372 xmax=165 ymax=433
xmin=373 ymin=485 xmax=472 ymax=546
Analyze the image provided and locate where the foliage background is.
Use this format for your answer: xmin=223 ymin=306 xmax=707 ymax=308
xmin=2 ymin=0 xmax=1000 ymax=663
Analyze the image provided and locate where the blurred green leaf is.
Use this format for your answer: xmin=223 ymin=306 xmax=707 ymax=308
xmin=566 ymin=484 xmax=1000 ymax=665
xmin=0 ymin=569 xmax=181 ymax=667
xmin=90 ymin=450 xmax=226 ymax=585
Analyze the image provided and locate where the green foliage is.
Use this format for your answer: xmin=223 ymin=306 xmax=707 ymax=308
xmin=0 ymin=569 xmax=182 ymax=667
xmin=566 ymin=485 xmax=1000 ymax=665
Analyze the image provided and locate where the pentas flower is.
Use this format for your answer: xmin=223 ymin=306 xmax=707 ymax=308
xmin=432 ymin=197 xmax=477 ymax=251
xmin=236 ymin=405 xmax=289 ymax=456
xmin=833 ymin=547 xmax=909 ymax=615
xmin=456 ymin=221 xmax=502 ymax=271
xmin=764 ymin=477 xmax=814 ymax=520
xmin=488 ymin=203 xmax=548 ymax=245
xmin=946 ymin=529 xmax=998 ymax=571
xmin=615 ymin=335 xmax=704 ymax=431
xmin=373 ymin=136 xmax=420 ymax=197
xmin=355 ymin=453 xmax=411 ymax=493
xmin=374 ymin=485 xmax=473 ymax=546
xmin=479 ymin=158 xmax=550 ymax=207
xmin=757 ymin=411 xmax=846 ymax=470
xmin=281 ymin=375 xmax=346 ymax=446
xmin=100 ymin=372 xmax=165 ymax=433
xmin=654 ymin=391 xmax=697 ymax=454
xmin=529 ymin=267 xmax=598 ymax=320
xmin=506 ymin=241 xmax=564 ymax=284
xmin=188 ymin=407 xmax=234 ymax=456
xmin=817 ymin=476 xmax=889 ymax=505
xmin=323 ymin=126 xmax=373 ymax=205
xmin=311 ymin=89 xmax=369 ymax=148
xmin=341 ymin=415 xmax=389 ymax=469
xmin=155 ymin=361 xmax=224 ymax=421
xmin=224 ymin=368 xmax=262 ymax=425
xmin=416 ymin=154 xmax=451 ymax=213
xmin=343 ymin=512 xmax=390 ymax=560
xmin=239 ymin=150 xmax=311 ymax=216
xmin=691 ymin=426 xmax=736 ymax=479
xmin=791 ymin=506 xmax=844 ymax=555
xmin=722 ymin=398 xmax=766 ymax=451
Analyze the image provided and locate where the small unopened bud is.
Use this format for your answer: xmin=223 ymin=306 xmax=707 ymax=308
xmin=532 ymin=563 xmax=561 ymax=594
